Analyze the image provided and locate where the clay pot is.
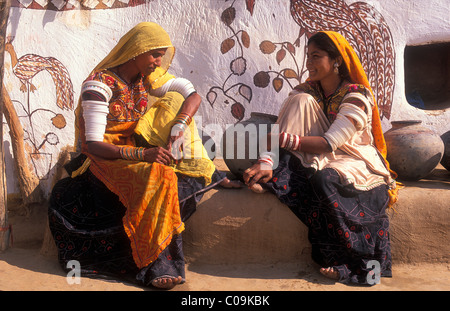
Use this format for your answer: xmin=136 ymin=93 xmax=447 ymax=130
xmin=440 ymin=130 xmax=450 ymax=171
xmin=221 ymin=112 xmax=278 ymax=179
xmin=384 ymin=120 xmax=444 ymax=181
xmin=201 ymin=131 xmax=215 ymax=161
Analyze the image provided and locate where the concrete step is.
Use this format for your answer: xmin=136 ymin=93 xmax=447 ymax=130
xmin=6 ymin=161 xmax=449 ymax=268
xmin=183 ymin=161 xmax=450 ymax=265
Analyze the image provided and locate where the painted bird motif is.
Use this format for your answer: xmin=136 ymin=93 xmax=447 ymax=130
xmin=290 ymin=0 xmax=395 ymax=120
xmin=5 ymin=38 xmax=74 ymax=110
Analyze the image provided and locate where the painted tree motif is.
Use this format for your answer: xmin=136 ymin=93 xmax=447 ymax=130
xmin=4 ymin=38 xmax=74 ymax=179
xmin=254 ymin=40 xmax=304 ymax=92
xmin=206 ymin=0 xmax=254 ymax=122
xmin=289 ymin=0 xmax=395 ymax=119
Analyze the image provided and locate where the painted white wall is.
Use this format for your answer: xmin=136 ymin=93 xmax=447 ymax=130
xmin=367 ymin=0 xmax=450 ymax=133
xmin=3 ymin=0 xmax=449 ymax=198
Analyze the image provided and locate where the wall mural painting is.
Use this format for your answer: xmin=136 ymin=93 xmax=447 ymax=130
xmin=206 ymin=0 xmax=255 ymax=122
xmin=210 ymin=0 xmax=395 ymax=122
xmin=4 ymin=38 xmax=74 ymax=180
xmin=4 ymin=0 xmax=396 ymax=188
xmin=10 ymin=0 xmax=148 ymax=11
xmin=289 ymin=0 xmax=396 ymax=120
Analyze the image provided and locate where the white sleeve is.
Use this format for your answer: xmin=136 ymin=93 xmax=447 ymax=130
xmin=149 ymin=77 xmax=196 ymax=98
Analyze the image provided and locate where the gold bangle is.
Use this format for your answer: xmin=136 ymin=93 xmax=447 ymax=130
xmin=120 ymin=146 xmax=145 ymax=161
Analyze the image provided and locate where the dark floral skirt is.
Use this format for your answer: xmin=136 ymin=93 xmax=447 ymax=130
xmin=48 ymin=154 xmax=226 ymax=287
xmin=263 ymin=151 xmax=392 ymax=285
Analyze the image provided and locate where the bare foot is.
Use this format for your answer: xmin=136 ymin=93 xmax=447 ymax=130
xmin=319 ymin=267 xmax=339 ymax=280
xmin=151 ymin=275 xmax=183 ymax=290
xmin=249 ymin=183 xmax=267 ymax=194
xmin=220 ymin=178 xmax=244 ymax=188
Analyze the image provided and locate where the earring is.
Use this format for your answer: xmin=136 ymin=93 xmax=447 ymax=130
xmin=334 ymin=63 xmax=339 ymax=74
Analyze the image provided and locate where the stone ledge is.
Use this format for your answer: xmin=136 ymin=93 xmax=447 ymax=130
xmin=8 ymin=161 xmax=450 ymax=268
xmin=184 ymin=161 xmax=450 ymax=265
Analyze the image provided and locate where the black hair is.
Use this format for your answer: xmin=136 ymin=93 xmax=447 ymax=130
xmin=307 ymin=32 xmax=351 ymax=81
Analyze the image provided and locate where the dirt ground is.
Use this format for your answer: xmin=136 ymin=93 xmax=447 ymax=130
xmin=0 ymin=204 xmax=449 ymax=293
xmin=1 ymin=246 xmax=449 ymax=292
xmin=1 ymin=164 xmax=449 ymax=296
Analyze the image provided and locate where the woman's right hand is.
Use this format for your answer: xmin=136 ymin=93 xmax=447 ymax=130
xmin=143 ymin=146 xmax=175 ymax=165
xmin=242 ymin=163 xmax=273 ymax=188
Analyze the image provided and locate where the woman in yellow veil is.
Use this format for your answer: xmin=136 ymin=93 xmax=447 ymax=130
xmin=243 ymin=31 xmax=399 ymax=285
xmin=49 ymin=22 xmax=239 ymax=290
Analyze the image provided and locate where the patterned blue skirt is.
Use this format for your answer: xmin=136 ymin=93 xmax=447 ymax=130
xmin=263 ymin=151 xmax=392 ymax=285
xmin=48 ymin=153 xmax=226 ymax=287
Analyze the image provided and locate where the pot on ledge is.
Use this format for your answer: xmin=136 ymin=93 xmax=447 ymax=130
xmin=440 ymin=130 xmax=450 ymax=171
xmin=384 ymin=120 xmax=444 ymax=181
xmin=221 ymin=112 xmax=278 ymax=179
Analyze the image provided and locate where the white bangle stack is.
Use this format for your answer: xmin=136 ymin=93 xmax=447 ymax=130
xmin=258 ymin=151 xmax=276 ymax=169
xmin=149 ymin=77 xmax=197 ymax=98
xmin=280 ymin=132 xmax=301 ymax=150
xmin=81 ymin=80 xmax=113 ymax=102
xmin=81 ymin=80 xmax=113 ymax=142
xmin=323 ymin=102 xmax=368 ymax=151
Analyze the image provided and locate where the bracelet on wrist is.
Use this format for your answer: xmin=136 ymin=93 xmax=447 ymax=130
xmin=174 ymin=112 xmax=192 ymax=126
xmin=119 ymin=146 xmax=145 ymax=161
xmin=172 ymin=123 xmax=188 ymax=135
xmin=258 ymin=151 xmax=276 ymax=169
xmin=172 ymin=112 xmax=192 ymax=135
xmin=280 ymin=132 xmax=301 ymax=151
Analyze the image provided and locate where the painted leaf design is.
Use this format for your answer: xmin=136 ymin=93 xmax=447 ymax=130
xmin=260 ymin=40 xmax=277 ymax=54
xmin=272 ymin=77 xmax=283 ymax=93
xmin=286 ymin=42 xmax=296 ymax=54
xmin=246 ymin=0 xmax=255 ymax=15
xmin=283 ymin=69 xmax=298 ymax=79
xmin=230 ymin=57 xmax=247 ymax=76
xmin=51 ymin=114 xmax=66 ymax=129
xmin=231 ymin=103 xmax=245 ymax=121
xmin=253 ymin=71 xmax=271 ymax=88
xmin=46 ymin=133 xmax=59 ymax=145
xmin=239 ymin=84 xmax=253 ymax=102
xmin=241 ymin=31 xmax=250 ymax=48
xmin=350 ymin=2 xmax=395 ymax=119
xmin=20 ymin=55 xmax=74 ymax=110
xmin=221 ymin=6 xmax=236 ymax=26
xmin=221 ymin=38 xmax=235 ymax=54
xmin=276 ymin=48 xmax=286 ymax=65
xmin=207 ymin=89 xmax=217 ymax=107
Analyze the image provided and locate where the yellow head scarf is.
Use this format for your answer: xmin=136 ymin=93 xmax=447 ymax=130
xmin=73 ymin=22 xmax=216 ymax=185
xmin=320 ymin=31 xmax=402 ymax=207
xmin=74 ymin=22 xmax=176 ymax=149
xmin=92 ymin=22 xmax=176 ymax=89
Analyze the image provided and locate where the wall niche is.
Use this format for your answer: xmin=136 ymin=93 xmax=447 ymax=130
xmin=404 ymin=42 xmax=450 ymax=111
